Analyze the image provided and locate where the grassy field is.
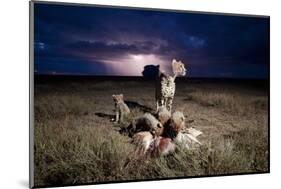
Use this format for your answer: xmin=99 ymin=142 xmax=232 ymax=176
xmin=33 ymin=77 xmax=269 ymax=187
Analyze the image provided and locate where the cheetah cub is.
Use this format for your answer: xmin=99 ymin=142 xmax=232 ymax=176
xmin=162 ymin=111 xmax=185 ymax=139
xmin=128 ymin=113 xmax=163 ymax=137
xmin=112 ymin=94 xmax=130 ymax=123
xmin=156 ymin=106 xmax=171 ymax=126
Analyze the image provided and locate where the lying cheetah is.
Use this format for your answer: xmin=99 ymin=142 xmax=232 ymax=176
xmin=127 ymin=113 xmax=163 ymax=137
xmin=132 ymin=131 xmax=176 ymax=156
xmin=156 ymin=106 xmax=171 ymax=126
xmin=162 ymin=111 xmax=185 ymax=139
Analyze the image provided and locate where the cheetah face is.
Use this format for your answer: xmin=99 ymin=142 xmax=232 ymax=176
xmin=112 ymin=94 xmax=124 ymax=103
xmin=155 ymin=122 xmax=164 ymax=136
xmin=172 ymin=59 xmax=186 ymax=76
xmin=171 ymin=111 xmax=185 ymax=132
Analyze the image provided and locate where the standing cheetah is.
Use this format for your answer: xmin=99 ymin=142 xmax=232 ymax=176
xmin=155 ymin=59 xmax=186 ymax=112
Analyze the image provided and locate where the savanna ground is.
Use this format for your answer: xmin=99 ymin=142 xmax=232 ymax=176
xmin=33 ymin=76 xmax=269 ymax=187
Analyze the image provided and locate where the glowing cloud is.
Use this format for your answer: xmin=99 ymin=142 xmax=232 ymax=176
xmin=102 ymin=54 xmax=171 ymax=76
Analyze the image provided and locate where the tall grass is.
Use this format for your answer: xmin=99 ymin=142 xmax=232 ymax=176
xmin=34 ymin=115 xmax=268 ymax=186
xmin=186 ymin=91 xmax=268 ymax=116
xmin=34 ymin=84 xmax=268 ymax=187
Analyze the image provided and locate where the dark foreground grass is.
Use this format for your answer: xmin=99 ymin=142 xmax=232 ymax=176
xmin=33 ymin=81 xmax=269 ymax=187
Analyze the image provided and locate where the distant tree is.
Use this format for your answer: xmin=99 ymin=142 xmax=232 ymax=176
xmin=142 ymin=65 xmax=160 ymax=79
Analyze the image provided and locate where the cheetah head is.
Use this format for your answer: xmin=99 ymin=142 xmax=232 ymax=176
xmin=171 ymin=111 xmax=185 ymax=132
xmin=172 ymin=59 xmax=186 ymax=77
xmin=112 ymin=94 xmax=124 ymax=103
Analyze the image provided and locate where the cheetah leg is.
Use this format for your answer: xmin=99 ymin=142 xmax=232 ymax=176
xmin=164 ymin=97 xmax=169 ymax=110
xmin=157 ymin=98 xmax=164 ymax=111
xmin=156 ymin=100 xmax=159 ymax=111
xmin=160 ymin=99 xmax=164 ymax=108
xmin=115 ymin=110 xmax=119 ymax=123
xmin=120 ymin=113 xmax=124 ymax=123
xmin=166 ymin=97 xmax=173 ymax=112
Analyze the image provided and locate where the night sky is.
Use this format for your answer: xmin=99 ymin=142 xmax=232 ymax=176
xmin=34 ymin=3 xmax=269 ymax=78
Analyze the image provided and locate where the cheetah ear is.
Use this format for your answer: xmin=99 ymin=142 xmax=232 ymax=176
xmin=120 ymin=94 xmax=123 ymax=99
xmin=172 ymin=59 xmax=177 ymax=65
xmin=112 ymin=94 xmax=116 ymax=99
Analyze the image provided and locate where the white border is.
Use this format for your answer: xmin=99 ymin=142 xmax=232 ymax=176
xmin=1 ymin=0 xmax=280 ymax=189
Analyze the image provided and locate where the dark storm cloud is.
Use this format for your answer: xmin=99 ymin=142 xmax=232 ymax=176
xmin=34 ymin=56 xmax=108 ymax=75
xmin=34 ymin=3 xmax=269 ymax=78
xmin=65 ymin=40 xmax=162 ymax=56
